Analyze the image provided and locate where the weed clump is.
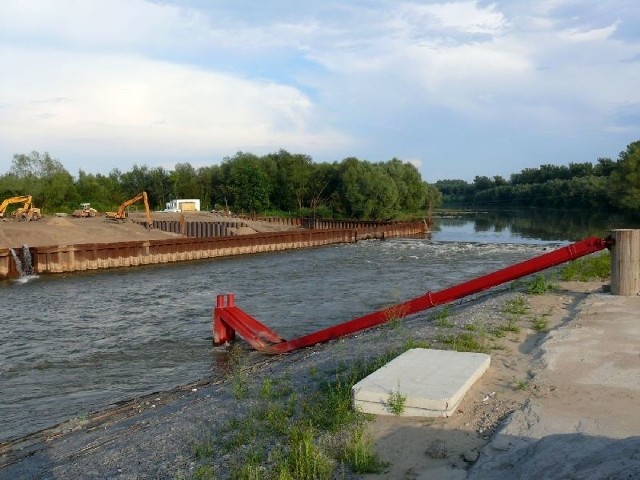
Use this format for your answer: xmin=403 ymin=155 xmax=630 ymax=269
xmin=385 ymin=383 xmax=407 ymax=416
xmin=559 ymin=251 xmax=610 ymax=281
xmin=526 ymin=274 xmax=557 ymax=295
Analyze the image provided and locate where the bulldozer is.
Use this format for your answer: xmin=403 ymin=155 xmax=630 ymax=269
xmin=72 ymin=202 xmax=98 ymax=218
xmin=0 ymin=195 xmax=42 ymax=221
xmin=105 ymin=192 xmax=152 ymax=228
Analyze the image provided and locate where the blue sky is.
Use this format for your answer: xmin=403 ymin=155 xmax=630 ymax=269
xmin=0 ymin=0 xmax=638 ymax=182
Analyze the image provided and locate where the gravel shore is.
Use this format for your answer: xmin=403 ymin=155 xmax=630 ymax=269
xmin=3 ymin=279 xmax=631 ymax=479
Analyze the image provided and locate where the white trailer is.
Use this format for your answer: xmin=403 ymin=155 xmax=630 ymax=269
xmin=164 ymin=199 xmax=201 ymax=212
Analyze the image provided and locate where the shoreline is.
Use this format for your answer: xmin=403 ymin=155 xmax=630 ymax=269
xmin=4 ymin=279 xmax=631 ymax=479
xmin=1 ymin=214 xmax=426 ymax=279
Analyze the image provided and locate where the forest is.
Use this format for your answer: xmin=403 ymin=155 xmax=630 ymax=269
xmin=436 ymin=140 xmax=640 ymax=216
xmin=1 ymin=140 xmax=638 ymax=221
xmin=0 ymin=150 xmax=441 ymax=221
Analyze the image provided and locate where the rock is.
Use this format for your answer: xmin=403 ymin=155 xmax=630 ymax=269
xmin=463 ymin=448 xmax=480 ymax=462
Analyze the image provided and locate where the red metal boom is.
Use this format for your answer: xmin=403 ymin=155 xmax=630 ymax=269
xmin=213 ymin=236 xmax=610 ymax=354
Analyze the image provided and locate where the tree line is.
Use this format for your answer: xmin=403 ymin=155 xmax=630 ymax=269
xmin=0 ymin=150 xmax=441 ymax=221
xmin=435 ymin=140 xmax=640 ymax=215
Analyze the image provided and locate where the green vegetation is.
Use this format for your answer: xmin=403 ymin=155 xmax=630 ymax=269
xmin=495 ymin=318 xmax=521 ymax=335
xmin=0 ymin=150 xmax=440 ymax=220
xmin=559 ymin=251 xmax=611 ymax=281
xmin=385 ymin=384 xmax=407 ymax=416
xmin=192 ymin=344 xmax=436 ymax=478
xmin=502 ymin=296 xmax=529 ymax=315
xmin=433 ymin=305 xmax=454 ymax=328
xmin=526 ymin=274 xmax=557 ymax=295
xmin=436 ymin=332 xmax=490 ymax=353
xmin=435 ymin=140 xmax=640 ymax=217
xmin=531 ymin=316 xmax=549 ymax=332
xmin=338 ymin=425 xmax=388 ymax=474
xmin=285 ymin=423 xmax=333 ymax=480
xmin=4 ymin=139 xmax=638 ymax=220
xmin=513 ymin=379 xmax=529 ymax=391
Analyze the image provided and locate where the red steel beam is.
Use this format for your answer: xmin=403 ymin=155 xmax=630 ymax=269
xmin=214 ymin=236 xmax=610 ymax=354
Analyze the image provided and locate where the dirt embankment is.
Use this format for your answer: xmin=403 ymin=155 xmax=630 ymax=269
xmin=0 ymin=211 xmax=298 ymax=249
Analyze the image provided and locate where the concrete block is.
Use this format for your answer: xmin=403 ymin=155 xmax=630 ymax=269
xmin=352 ymin=348 xmax=490 ymax=417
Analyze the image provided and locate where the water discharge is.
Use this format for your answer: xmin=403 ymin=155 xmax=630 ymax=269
xmin=0 ymin=222 xmax=577 ymax=441
xmin=9 ymin=244 xmax=38 ymax=282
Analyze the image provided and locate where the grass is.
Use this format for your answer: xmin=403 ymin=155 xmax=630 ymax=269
xmin=558 ymin=251 xmax=611 ymax=281
xmin=434 ymin=305 xmax=454 ymax=328
xmin=526 ymin=274 xmax=557 ymax=295
xmin=496 ymin=318 xmax=521 ymax=334
xmin=402 ymin=336 xmax=430 ymax=350
xmin=437 ymin=332 xmax=490 ymax=353
xmin=193 ymin=439 xmax=214 ymax=460
xmin=231 ymin=373 xmax=249 ymax=399
xmin=194 ymin=345 xmax=410 ymax=479
xmin=193 ymin=465 xmax=216 ymax=480
xmin=502 ymin=296 xmax=529 ymax=315
xmin=513 ymin=379 xmax=529 ymax=391
xmin=531 ymin=316 xmax=549 ymax=332
xmin=339 ymin=425 xmax=388 ymax=474
xmin=385 ymin=384 xmax=407 ymax=416
xmin=283 ymin=423 xmax=333 ymax=480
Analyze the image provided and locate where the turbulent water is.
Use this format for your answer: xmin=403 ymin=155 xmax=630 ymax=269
xmin=0 ymin=220 xmax=569 ymax=441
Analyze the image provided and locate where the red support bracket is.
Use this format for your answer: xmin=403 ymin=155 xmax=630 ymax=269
xmin=213 ymin=236 xmax=609 ymax=354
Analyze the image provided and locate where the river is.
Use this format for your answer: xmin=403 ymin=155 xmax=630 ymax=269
xmin=0 ymin=211 xmax=627 ymax=441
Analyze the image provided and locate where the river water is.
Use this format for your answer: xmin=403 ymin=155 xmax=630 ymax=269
xmin=0 ymin=212 xmax=624 ymax=441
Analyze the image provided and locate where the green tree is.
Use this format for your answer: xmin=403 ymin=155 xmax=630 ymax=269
xmin=170 ymin=163 xmax=199 ymax=200
xmin=609 ymin=141 xmax=640 ymax=211
xmin=8 ymin=151 xmax=77 ymax=211
xmin=223 ymin=152 xmax=272 ymax=213
xmin=383 ymin=159 xmax=428 ymax=212
xmin=339 ymin=158 xmax=399 ymax=220
xmin=265 ymin=149 xmax=314 ymax=212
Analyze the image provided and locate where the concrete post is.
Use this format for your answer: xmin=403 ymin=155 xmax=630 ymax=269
xmin=610 ymin=229 xmax=640 ymax=296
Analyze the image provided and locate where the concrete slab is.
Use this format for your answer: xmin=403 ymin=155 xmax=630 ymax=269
xmin=352 ymin=348 xmax=491 ymax=417
xmin=469 ymin=292 xmax=640 ymax=480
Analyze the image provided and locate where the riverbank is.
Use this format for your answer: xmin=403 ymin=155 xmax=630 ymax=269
xmin=1 ymin=212 xmax=426 ymax=279
xmin=3 ymin=279 xmax=636 ymax=479
xmin=0 ymin=211 xmax=297 ymax=249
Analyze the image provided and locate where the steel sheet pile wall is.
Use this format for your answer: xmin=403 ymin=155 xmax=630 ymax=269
xmin=0 ymin=223 xmax=426 ymax=279
xmin=236 ymin=216 xmax=303 ymax=227
xmin=0 ymin=248 xmax=21 ymax=278
xmin=136 ymin=220 xmax=248 ymax=237
xmin=237 ymin=216 xmax=401 ymax=230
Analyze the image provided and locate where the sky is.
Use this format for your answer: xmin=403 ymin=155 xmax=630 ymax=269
xmin=0 ymin=0 xmax=638 ymax=182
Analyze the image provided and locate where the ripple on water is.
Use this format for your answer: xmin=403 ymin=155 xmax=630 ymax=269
xmin=0 ymin=237 xmax=554 ymax=441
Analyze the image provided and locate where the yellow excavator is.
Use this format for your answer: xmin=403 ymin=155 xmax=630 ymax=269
xmin=105 ymin=192 xmax=152 ymax=228
xmin=0 ymin=195 xmax=42 ymax=221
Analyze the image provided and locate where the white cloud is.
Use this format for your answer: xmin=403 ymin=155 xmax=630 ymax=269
xmin=0 ymin=47 xmax=351 ymax=163
xmin=560 ymin=23 xmax=619 ymax=42
xmin=0 ymin=0 xmax=638 ymax=178
xmin=397 ymin=1 xmax=507 ymax=35
xmin=0 ymin=0 xmax=211 ymax=50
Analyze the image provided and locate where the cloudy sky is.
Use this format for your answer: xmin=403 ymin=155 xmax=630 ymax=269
xmin=0 ymin=0 xmax=638 ymax=182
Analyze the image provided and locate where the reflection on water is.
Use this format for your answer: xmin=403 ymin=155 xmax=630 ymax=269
xmin=1 ymin=212 xmax=624 ymax=441
xmin=433 ymin=209 xmax=639 ymax=242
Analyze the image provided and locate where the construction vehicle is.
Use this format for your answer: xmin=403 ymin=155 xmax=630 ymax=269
xmin=72 ymin=203 xmax=98 ymax=218
xmin=105 ymin=192 xmax=152 ymax=228
xmin=0 ymin=195 xmax=42 ymax=221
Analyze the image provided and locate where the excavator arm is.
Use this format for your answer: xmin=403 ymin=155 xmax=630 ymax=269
xmin=0 ymin=195 xmax=32 ymax=218
xmin=105 ymin=192 xmax=152 ymax=228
